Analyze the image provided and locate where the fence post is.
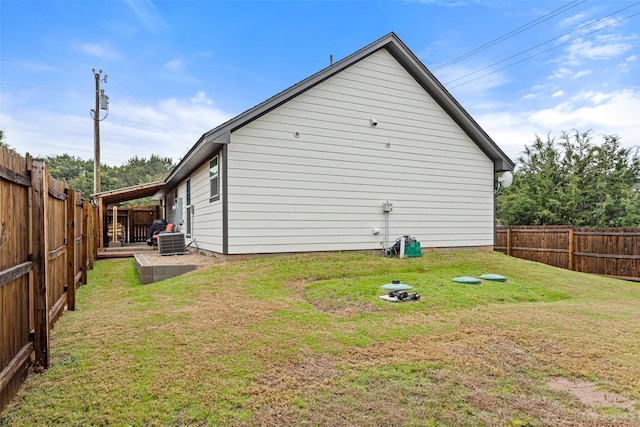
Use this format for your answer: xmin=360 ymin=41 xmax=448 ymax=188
xmin=81 ymin=199 xmax=89 ymax=284
xmin=506 ymin=227 xmax=512 ymax=256
xmin=94 ymin=198 xmax=106 ymax=259
xmin=88 ymin=203 xmax=96 ymax=270
xmin=568 ymin=227 xmax=574 ymax=271
xmin=31 ymin=159 xmax=50 ymax=368
xmin=66 ymin=188 xmax=77 ymax=311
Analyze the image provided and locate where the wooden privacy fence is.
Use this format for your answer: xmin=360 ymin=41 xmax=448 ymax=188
xmin=0 ymin=148 xmax=97 ymax=411
xmin=496 ymin=225 xmax=640 ymax=281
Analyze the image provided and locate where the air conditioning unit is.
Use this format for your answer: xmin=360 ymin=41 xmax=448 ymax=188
xmin=157 ymin=232 xmax=185 ymax=256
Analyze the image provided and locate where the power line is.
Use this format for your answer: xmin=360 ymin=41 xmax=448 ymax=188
xmin=432 ymin=0 xmax=586 ymax=71
xmin=0 ymin=58 xmax=88 ymax=68
xmin=1 ymin=58 xmax=200 ymax=148
xmin=0 ymin=59 xmax=94 ymax=92
xmin=0 ymin=82 xmax=91 ymax=93
xmin=447 ymin=9 xmax=640 ymax=90
xmin=445 ymin=2 xmax=640 ymax=87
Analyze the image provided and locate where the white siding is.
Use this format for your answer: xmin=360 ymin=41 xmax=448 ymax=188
xmin=187 ymin=156 xmax=224 ymax=253
xmin=225 ymin=49 xmax=495 ymax=255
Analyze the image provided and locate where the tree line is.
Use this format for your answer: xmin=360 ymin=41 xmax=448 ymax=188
xmin=45 ymin=154 xmax=175 ymax=205
xmin=3 ymin=128 xmax=639 ymax=226
xmin=496 ymin=130 xmax=640 ymax=227
xmin=1 ymin=128 xmax=174 ymax=205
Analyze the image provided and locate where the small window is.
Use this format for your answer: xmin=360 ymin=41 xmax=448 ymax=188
xmin=186 ymin=179 xmax=191 ymax=206
xmin=209 ymin=156 xmax=219 ymax=201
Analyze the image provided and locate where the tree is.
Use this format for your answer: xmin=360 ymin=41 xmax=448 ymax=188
xmin=497 ymin=130 xmax=640 ymax=227
xmin=1 ymin=130 xmax=175 ymax=202
xmin=113 ymin=155 xmax=174 ymax=206
xmin=46 ymin=154 xmax=96 ymax=198
xmin=0 ymin=129 xmax=17 ymax=154
xmin=114 ymin=155 xmax=174 ymax=188
xmin=46 ymin=153 xmax=175 ymax=204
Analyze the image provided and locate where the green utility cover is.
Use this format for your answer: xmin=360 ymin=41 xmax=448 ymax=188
xmin=405 ymin=241 xmax=422 ymax=257
xmin=479 ymin=274 xmax=507 ymax=282
xmin=452 ymin=276 xmax=481 ymax=285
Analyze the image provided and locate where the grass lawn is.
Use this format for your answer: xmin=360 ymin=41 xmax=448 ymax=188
xmin=1 ymin=250 xmax=639 ymax=426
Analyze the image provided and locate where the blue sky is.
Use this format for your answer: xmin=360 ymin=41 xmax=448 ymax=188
xmin=1 ymin=0 xmax=639 ymax=166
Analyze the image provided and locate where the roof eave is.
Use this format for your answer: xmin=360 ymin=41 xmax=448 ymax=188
xmin=156 ymin=38 xmax=382 ymax=195
xmin=384 ymin=37 xmax=514 ymax=172
xmin=154 ymin=132 xmax=229 ymax=199
xmin=160 ymin=31 xmax=514 ymax=192
xmin=92 ymin=181 xmax=166 ymax=205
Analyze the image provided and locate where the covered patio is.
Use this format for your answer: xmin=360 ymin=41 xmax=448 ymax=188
xmin=92 ymin=181 xmax=165 ymax=258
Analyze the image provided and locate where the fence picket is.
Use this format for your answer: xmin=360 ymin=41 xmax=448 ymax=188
xmin=1 ymin=147 xmax=96 ymax=411
xmin=31 ymin=159 xmax=50 ymax=369
xmin=496 ymin=226 xmax=640 ymax=280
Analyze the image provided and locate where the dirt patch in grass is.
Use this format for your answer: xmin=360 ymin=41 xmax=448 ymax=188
xmin=547 ymin=376 xmax=636 ymax=411
xmin=246 ymin=353 xmax=340 ymax=426
xmin=233 ymin=321 xmax=640 ymax=426
xmin=286 ymin=278 xmax=383 ymax=317
xmin=309 ymin=298 xmax=382 ymax=317
xmin=328 ymin=325 xmax=640 ymax=426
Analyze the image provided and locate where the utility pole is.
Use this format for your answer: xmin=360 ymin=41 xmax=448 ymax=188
xmin=90 ymin=69 xmax=109 ymax=194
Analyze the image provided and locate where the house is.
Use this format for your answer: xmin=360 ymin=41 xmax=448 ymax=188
xmin=153 ymin=32 xmax=514 ymax=256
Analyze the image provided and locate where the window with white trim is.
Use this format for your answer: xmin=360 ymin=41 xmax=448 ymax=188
xmin=209 ymin=156 xmax=219 ymax=201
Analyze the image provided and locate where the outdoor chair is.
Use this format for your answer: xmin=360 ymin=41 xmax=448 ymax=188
xmin=152 ymin=223 xmax=175 ymax=248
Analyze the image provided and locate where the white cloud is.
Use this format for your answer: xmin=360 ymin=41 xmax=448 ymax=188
xmin=2 ymin=92 xmax=233 ymax=166
xmin=566 ymin=35 xmax=634 ymax=62
xmin=551 ymin=90 xmax=564 ymax=98
xmin=620 ymin=54 xmax=638 ymax=71
xmin=571 ymin=70 xmax=591 ymax=79
xmin=101 ymin=93 xmax=232 ymax=164
xmin=416 ymin=0 xmax=470 ymax=6
xmin=76 ymin=42 xmax=120 ymax=60
xmin=164 ymin=58 xmax=184 ymax=71
xmin=124 ymin=0 xmax=169 ymax=33
xmin=475 ymin=89 xmax=640 ymax=163
xmin=536 ymin=89 xmax=640 ymax=128
xmin=189 ymin=91 xmax=212 ymax=105
xmin=549 ymin=67 xmax=590 ymax=80
xmin=550 ymin=67 xmax=573 ymax=79
xmin=559 ymin=12 xmax=589 ymax=28
xmin=585 ymin=17 xmax=624 ymax=34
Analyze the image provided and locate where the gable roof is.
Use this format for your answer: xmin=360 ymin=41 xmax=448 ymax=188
xmin=155 ymin=32 xmax=514 ymax=199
